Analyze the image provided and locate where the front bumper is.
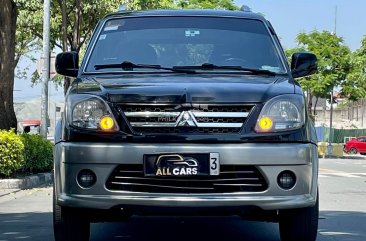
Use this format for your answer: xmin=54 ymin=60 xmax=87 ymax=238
xmin=54 ymin=142 xmax=318 ymax=211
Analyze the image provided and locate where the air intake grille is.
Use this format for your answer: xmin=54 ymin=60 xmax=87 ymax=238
xmin=106 ymin=164 xmax=268 ymax=193
xmin=119 ymin=104 xmax=254 ymax=134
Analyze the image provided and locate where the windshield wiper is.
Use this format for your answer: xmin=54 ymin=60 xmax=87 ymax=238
xmin=94 ymin=61 xmax=196 ymax=74
xmin=173 ymin=63 xmax=277 ymax=76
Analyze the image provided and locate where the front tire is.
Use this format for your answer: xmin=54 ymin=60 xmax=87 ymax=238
xmin=279 ymin=192 xmax=319 ymax=241
xmin=350 ymin=147 xmax=358 ymax=155
xmin=53 ymin=192 xmax=90 ymax=241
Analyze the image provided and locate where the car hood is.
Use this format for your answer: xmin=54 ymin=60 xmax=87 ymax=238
xmin=75 ymin=74 xmax=297 ymax=103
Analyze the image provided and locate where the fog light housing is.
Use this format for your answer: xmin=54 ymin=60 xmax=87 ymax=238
xmin=77 ymin=169 xmax=97 ymax=189
xmin=277 ymin=171 xmax=296 ymax=190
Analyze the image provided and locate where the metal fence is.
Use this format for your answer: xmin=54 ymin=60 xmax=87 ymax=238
xmin=315 ymin=126 xmax=366 ymax=143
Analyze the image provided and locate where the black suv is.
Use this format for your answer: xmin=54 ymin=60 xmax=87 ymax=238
xmin=54 ymin=8 xmax=319 ymax=241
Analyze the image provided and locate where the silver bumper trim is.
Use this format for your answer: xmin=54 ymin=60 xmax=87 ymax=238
xmin=60 ymin=142 xmax=314 ymax=165
xmin=58 ymin=193 xmax=317 ymax=210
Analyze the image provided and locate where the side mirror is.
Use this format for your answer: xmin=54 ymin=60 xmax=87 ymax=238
xmin=55 ymin=51 xmax=79 ymax=77
xmin=291 ymin=52 xmax=317 ymax=78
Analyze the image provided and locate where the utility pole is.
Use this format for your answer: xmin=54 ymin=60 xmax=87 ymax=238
xmin=40 ymin=0 xmax=51 ymax=138
xmin=328 ymin=5 xmax=337 ymax=156
xmin=328 ymin=89 xmax=334 ymax=155
xmin=334 ymin=5 xmax=337 ymax=34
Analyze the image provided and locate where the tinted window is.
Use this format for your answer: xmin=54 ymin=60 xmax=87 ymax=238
xmin=86 ymin=17 xmax=285 ymax=73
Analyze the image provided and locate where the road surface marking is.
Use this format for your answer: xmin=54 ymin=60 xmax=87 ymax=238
xmin=319 ymin=168 xmax=366 ymax=178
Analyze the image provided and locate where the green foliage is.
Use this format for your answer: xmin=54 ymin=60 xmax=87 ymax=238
xmin=127 ymin=0 xmax=174 ymax=10
xmin=15 ymin=0 xmax=43 ymax=65
xmin=295 ymin=31 xmax=351 ymax=99
xmin=126 ymin=0 xmax=238 ymax=10
xmin=345 ymin=36 xmax=366 ymax=100
xmin=0 ymin=129 xmax=25 ymax=177
xmin=289 ymin=31 xmax=366 ymax=105
xmin=20 ymin=134 xmax=53 ymax=173
xmin=175 ymin=0 xmax=238 ymax=10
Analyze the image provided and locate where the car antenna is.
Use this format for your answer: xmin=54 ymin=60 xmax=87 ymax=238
xmin=118 ymin=4 xmax=127 ymax=12
xmin=240 ymin=5 xmax=252 ymax=12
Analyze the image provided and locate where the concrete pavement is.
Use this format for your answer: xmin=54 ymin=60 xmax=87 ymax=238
xmin=0 ymin=156 xmax=365 ymax=241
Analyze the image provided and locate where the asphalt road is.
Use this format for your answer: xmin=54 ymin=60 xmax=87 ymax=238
xmin=0 ymin=156 xmax=365 ymax=241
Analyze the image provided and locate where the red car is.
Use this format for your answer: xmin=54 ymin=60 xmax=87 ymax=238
xmin=344 ymin=136 xmax=366 ymax=154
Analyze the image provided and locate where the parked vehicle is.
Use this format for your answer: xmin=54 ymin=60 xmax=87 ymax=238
xmin=344 ymin=136 xmax=366 ymax=154
xmin=53 ymin=7 xmax=319 ymax=241
xmin=21 ymin=120 xmax=40 ymax=134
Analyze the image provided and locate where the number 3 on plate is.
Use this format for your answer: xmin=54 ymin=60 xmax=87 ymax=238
xmin=209 ymin=153 xmax=220 ymax=176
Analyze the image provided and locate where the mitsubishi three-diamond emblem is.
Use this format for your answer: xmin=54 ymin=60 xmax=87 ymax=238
xmin=177 ymin=111 xmax=197 ymax=127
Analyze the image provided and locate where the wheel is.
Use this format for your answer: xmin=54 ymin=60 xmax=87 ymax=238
xmin=279 ymin=192 xmax=319 ymax=241
xmin=350 ymin=147 xmax=358 ymax=155
xmin=360 ymin=153 xmax=366 ymax=156
xmin=53 ymin=190 xmax=90 ymax=241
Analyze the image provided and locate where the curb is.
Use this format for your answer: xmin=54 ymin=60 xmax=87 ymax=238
xmin=0 ymin=172 xmax=53 ymax=190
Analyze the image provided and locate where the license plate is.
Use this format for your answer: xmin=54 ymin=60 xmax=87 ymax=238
xmin=144 ymin=153 xmax=220 ymax=177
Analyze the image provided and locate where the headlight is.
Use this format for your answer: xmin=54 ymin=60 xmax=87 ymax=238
xmin=67 ymin=94 xmax=119 ymax=132
xmin=255 ymin=95 xmax=305 ymax=132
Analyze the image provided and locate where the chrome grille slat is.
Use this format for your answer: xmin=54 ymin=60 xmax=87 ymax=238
xmin=220 ymin=171 xmax=255 ymax=174
xmin=193 ymin=112 xmax=249 ymax=118
xmin=106 ymin=164 xmax=268 ymax=193
xmin=213 ymin=183 xmax=263 ymax=187
xmin=113 ymin=176 xmax=260 ymax=181
xmin=119 ymin=104 xmax=255 ymax=134
xmin=110 ymin=182 xmax=214 ymax=190
xmin=130 ymin=122 xmax=243 ymax=128
xmin=124 ymin=112 xmax=181 ymax=118
xmin=130 ymin=122 xmax=178 ymax=127
xmin=195 ymin=123 xmax=243 ymax=128
xmin=118 ymin=171 xmax=141 ymax=173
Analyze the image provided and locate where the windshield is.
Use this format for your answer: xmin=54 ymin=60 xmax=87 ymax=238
xmin=85 ymin=16 xmax=286 ymax=73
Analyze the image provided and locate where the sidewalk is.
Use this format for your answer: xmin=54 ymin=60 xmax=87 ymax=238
xmin=0 ymin=172 xmax=53 ymax=197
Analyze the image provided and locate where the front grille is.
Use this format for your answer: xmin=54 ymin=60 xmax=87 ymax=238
xmin=106 ymin=164 xmax=268 ymax=193
xmin=119 ymin=104 xmax=254 ymax=134
xmin=132 ymin=127 xmax=241 ymax=134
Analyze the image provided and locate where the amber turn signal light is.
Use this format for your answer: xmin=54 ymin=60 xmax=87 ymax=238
xmin=99 ymin=116 xmax=115 ymax=131
xmin=258 ymin=116 xmax=273 ymax=131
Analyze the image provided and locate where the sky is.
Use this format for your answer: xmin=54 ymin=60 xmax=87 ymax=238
xmin=14 ymin=0 xmax=366 ymax=102
xmin=14 ymin=51 xmax=65 ymax=102
xmin=234 ymin=0 xmax=366 ymax=50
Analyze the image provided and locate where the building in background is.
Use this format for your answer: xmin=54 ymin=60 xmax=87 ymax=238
xmin=14 ymin=99 xmax=64 ymax=138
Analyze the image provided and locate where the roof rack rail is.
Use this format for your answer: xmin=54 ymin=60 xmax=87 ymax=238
xmin=240 ymin=5 xmax=252 ymax=12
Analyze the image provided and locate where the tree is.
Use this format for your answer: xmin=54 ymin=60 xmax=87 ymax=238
xmin=0 ymin=0 xmax=18 ymax=130
xmin=15 ymin=0 xmax=43 ymax=66
xmin=345 ymin=36 xmax=366 ymax=101
xmin=176 ymin=0 xmax=238 ymax=9
xmin=290 ymin=31 xmax=351 ymax=115
xmin=127 ymin=0 xmax=173 ymax=10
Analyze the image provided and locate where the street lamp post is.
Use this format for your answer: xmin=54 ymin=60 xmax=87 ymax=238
xmin=327 ymin=6 xmax=337 ymax=156
xmin=328 ymin=88 xmax=334 ymax=156
xmin=40 ymin=0 xmax=51 ymax=138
